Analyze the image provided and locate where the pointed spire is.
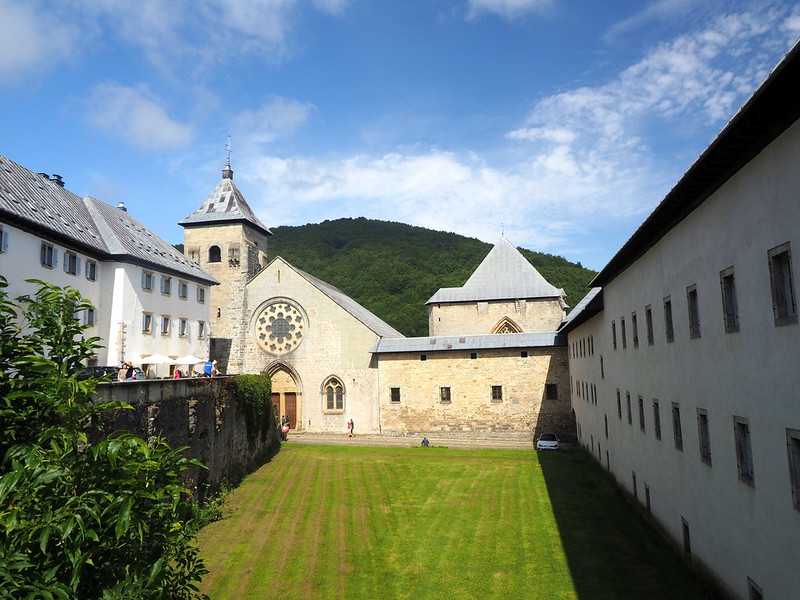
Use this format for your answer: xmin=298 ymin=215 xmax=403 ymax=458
xmin=222 ymin=157 xmax=234 ymax=180
xmin=223 ymin=135 xmax=234 ymax=180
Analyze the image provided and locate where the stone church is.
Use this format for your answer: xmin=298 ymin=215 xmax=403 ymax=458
xmin=181 ymin=159 xmax=574 ymax=439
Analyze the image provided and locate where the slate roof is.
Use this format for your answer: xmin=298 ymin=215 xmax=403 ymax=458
xmin=179 ymin=160 xmax=272 ymax=237
xmin=270 ymin=257 xmax=404 ymax=339
xmin=0 ymin=154 xmax=217 ymax=284
xmin=427 ymin=235 xmax=565 ymax=304
xmin=558 ymin=287 xmax=603 ymax=334
xmin=371 ymin=331 xmax=566 ymax=354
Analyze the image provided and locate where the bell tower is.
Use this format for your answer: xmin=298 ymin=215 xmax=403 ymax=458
xmin=180 ymin=156 xmax=272 ymax=373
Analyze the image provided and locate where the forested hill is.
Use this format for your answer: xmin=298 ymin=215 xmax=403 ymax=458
xmin=266 ymin=218 xmax=596 ymax=337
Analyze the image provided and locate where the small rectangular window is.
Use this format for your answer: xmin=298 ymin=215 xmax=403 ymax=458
xmin=687 ymin=284 xmax=701 ymax=339
xmin=611 ymin=321 xmax=617 ymax=350
xmin=631 ymin=312 xmax=639 ymax=348
xmin=720 ymin=267 xmax=740 ymax=333
xmin=196 ymin=286 xmax=206 ymax=303
xmin=440 ymin=386 xmax=451 ymax=404
xmin=142 ymin=313 xmax=153 ymax=334
xmin=664 ymin=296 xmax=674 ymax=343
xmin=638 ymin=395 xmax=645 ymax=432
xmin=645 ymin=305 xmax=654 ymax=345
xmin=672 ymin=402 xmax=683 ymax=451
xmin=179 ymin=318 xmax=188 ymax=337
xmin=616 ymin=389 xmax=622 ymax=420
xmin=620 ymin=317 xmax=627 ymax=349
xmin=84 ymin=308 xmax=97 ymax=326
xmin=141 ymin=271 xmax=153 ymax=291
xmin=632 ymin=471 xmax=638 ymax=499
xmin=198 ymin=321 xmax=206 ymax=339
xmin=626 ymin=392 xmax=632 ymax=425
xmin=85 ymin=260 xmax=97 ymax=281
xmin=747 ymin=577 xmax=763 ymax=600
xmin=160 ymin=315 xmax=170 ymax=335
xmin=768 ymin=242 xmax=797 ymax=326
xmin=545 ymin=383 xmax=558 ymax=400
xmin=390 ymin=387 xmax=401 ymax=404
xmin=40 ymin=242 xmax=57 ymax=268
xmin=470 ymin=352 xmax=477 ymax=359
xmin=697 ymin=408 xmax=712 ymax=465
xmin=600 ymin=355 xmax=604 ymax=379
xmin=682 ymin=517 xmax=691 ymax=556
xmin=420 ymin=354 xmax=427 ymax=361
xmin=786 ymin=428 xmax=800 ymax=511
xmin=491 ymin=385 xmax=503 ymax=403
xmin=733 ymin=416 xmax=754 ymax=486
xmin=178 ymin=281 xmax=188 ymax=299
xmin=63 ymin=251 xmax=79 ymax=275
xmin=520 ymin=350 xmax=528 ymax=358
xmin=228 ymin=245 xmax=240 ymax=267
xmin=161 ymin=276 xmax=171 ymax=295
xmin=653 ymin=399 xmax=662 ymax=440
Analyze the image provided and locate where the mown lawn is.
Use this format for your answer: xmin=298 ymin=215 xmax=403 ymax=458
xmin=197 ymin=445 xmax=712 ymax=600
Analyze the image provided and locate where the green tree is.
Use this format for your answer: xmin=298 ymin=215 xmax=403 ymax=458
xmin=0 ymin=278 xmax=208 ymax=600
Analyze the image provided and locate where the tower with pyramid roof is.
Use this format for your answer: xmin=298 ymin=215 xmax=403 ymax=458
xmin=180 ymin=159 xmax=272 ymax=372
xmin=426 ymin=235 xmax=567 ymax=336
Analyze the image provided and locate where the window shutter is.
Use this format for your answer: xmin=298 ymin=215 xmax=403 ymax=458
xmin=0 ymin=230 xmax=7 ymax=252
xmin=142 ymin=272 xmax=147 ymax=288
xmin=52 ymin=249 xmax=58 ymax=268
xmin=76 ymin=257 xmax=81 ymax=273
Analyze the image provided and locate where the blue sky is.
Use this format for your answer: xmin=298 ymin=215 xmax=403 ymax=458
xmin=2 ymin=0 xmax=799 ymax=271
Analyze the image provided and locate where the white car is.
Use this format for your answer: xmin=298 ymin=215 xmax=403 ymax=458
xmin=536 ymin=433 xmax=560 ymax=450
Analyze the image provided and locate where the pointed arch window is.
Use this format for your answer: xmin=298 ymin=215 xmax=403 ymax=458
xmin=208 ymin=245 xmax=221 ymax=263
xmin=323 ymin=377 xmax=345 ymax=412
xmin=491 ymin=317 xmax=522 ymax=334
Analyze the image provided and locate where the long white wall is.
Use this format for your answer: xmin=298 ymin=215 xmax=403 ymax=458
xmin=568 ymin=120 xmax=800 ymax=600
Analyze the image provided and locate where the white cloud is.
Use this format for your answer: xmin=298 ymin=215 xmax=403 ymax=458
xmin=0 ymin=0 xmax=78 ymax=84
xmin=229 ymin=4 xmax=799 ymax=269
xmin=84 ymin=83 xmax=195 ymax=150
xmin=466 ymin=0 xmax=555 ymax=20
xmin=604 ymin=0 xmax=697 ymax=41
xmin=231 ymin=97 xmax=315 ymax=146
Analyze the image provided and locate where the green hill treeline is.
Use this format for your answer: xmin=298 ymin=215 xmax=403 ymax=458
xmin=266 ymin=218 xmax=596 ymax=337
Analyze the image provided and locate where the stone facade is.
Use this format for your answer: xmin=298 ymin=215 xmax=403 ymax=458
xmin=183 ymin=222 xmax=269 ymax=373
xmin=241 ymin=257 xmax=389 ymax=433
xmin=428 ymin=297 xmax=565 ymax=336
xmin=378 ymin=345 xmax=571 ymax=438
xmin=92 ymin=377 xmax=280 ymax=500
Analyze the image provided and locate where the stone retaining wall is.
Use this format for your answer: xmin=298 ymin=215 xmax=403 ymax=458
xmin=92 ymin=376 xmax=280 ymax=501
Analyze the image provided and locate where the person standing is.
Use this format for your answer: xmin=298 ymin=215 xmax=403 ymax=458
xmin=348 ymin=418 xmax=355 ymax=437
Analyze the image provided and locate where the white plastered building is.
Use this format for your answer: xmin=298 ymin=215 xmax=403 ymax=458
xmin=563 ymin=42 xmax=800 ymax=600
xmin=0 ymin=155 xmax=217 ymax=375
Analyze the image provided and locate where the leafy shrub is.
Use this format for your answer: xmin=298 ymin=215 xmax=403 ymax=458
xmin=228 ymin=374 xmax=272 ymax=440
xmin=0 ymin=277 xmax=208 ymax=599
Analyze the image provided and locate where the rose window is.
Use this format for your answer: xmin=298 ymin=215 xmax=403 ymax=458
xmin=255 ymin=302 xmax=305 ymax=355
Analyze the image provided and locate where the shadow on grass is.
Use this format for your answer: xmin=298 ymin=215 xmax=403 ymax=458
xmin=537 ymin=449 xmax=716 ymax=600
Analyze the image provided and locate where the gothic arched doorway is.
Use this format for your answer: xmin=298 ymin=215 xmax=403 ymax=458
xmin=268 ymin=364 xmax=302 ymax=431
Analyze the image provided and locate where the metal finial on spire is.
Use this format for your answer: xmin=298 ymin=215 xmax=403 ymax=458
xmin=222 ymin=135 xmax=234 ymax=179
xmin=501 ymin=222 xmax=505 ymax=237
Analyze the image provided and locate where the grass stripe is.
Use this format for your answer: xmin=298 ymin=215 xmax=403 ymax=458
xmin=198 ymin=446 xmax=712 ymax=600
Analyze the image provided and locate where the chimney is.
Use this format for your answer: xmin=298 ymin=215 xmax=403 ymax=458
xmin=51 ymin=174 xmax=64 ymax=187
xmin=117 ymin=202 xmax=128 ymax=212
